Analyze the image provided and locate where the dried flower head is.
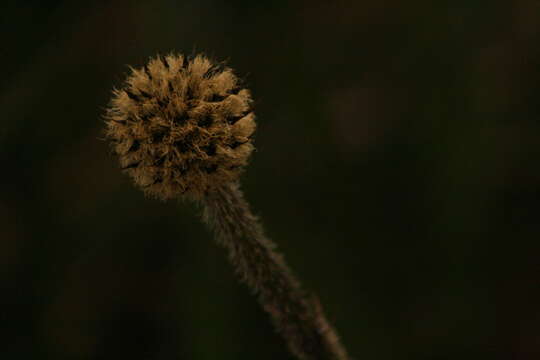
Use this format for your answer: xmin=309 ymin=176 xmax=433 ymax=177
xmin=105 ymin=54 xmax=256 ymax=200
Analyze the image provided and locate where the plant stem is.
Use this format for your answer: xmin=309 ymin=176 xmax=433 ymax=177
xmin=201 ymin=182 xmax=348 ymax=360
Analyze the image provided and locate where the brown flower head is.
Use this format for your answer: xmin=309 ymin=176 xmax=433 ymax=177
xmin=105 ymin=54 xmax=256 ymax=200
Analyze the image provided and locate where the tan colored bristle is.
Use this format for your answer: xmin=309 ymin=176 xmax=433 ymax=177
xmin=104 ymin=53 xmax=349 ymax=360
xmin=104 ymin=54 xmax=255 ymax=200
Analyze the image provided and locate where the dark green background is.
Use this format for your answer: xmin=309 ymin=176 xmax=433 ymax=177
xmin=2 ymin=1 xmax=540 ymax=359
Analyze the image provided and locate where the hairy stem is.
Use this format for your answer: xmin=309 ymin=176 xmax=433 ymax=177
xmin=201 ymin=182 xmax=348 ymax=360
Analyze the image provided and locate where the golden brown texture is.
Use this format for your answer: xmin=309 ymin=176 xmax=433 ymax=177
xmin=104 ymin=54 xmax=255 ymax=200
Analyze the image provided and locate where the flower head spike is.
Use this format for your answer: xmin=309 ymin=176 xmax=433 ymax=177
xmin=104 ymin=53 xmax=349 ymax=360
xmin=105 ymin=54 xmax=256 ymax=200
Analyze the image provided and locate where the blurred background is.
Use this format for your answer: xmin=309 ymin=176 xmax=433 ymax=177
xmin=2 ymin=1 xmax=540 ymax=359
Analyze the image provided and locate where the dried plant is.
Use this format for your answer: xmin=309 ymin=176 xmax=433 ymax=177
xmin=105 ymin=54 xmax=254 ymax=200
xmin=104 ymin=53 xmax=349 ymax=360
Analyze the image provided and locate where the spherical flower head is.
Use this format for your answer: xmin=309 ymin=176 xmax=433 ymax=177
xmin=105 ymin=54 xmax=256 ymax=200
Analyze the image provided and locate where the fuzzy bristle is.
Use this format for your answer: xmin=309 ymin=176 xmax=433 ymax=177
xmin=104 ymin=54 xmax=256 ymax=200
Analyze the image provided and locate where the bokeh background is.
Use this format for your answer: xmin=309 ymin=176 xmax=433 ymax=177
xmin=2 ymin=1 xmax=540 ymax=359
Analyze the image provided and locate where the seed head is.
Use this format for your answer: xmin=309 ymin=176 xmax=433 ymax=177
xmin=105 ymin=54 xmax=256 ymax=200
